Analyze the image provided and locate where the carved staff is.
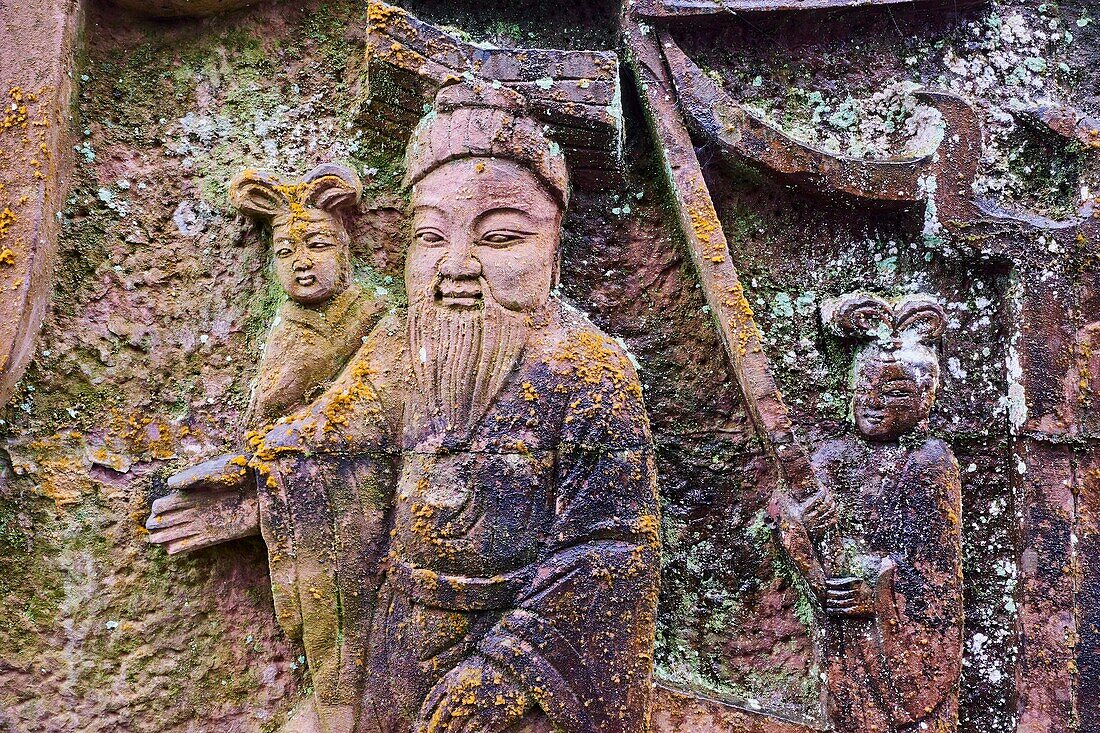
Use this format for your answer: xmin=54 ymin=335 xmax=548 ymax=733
xmin=623 ymin=15 xmax=829 ymax=593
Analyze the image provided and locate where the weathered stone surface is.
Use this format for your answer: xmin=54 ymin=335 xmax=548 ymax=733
xmin=0 ymin=0 xmax=82 ymax=407
xmin=1 ymin=0 xmax=1098 ymax=731
xmin=108 ymin=0 xmax=261 ymax=18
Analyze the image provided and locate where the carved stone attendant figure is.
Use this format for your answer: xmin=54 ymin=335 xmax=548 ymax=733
xmin=148 ymin=83 xmax=661 ymax=733
xmin=809 ymin=293 xmax=963 ymax=733
xmin=229 ymin=163 xmax=388 ymax=429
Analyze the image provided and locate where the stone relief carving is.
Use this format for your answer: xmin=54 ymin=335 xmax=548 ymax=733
xmin=228 ymin=164 xmax=386 ymax=428
xmin=4 ymin=0 xmax=1099 ymax=731
xmin=146 ymin=164 xmax=387 ymax=556
xmin=813 ymin=293 xmax=962 ymax=733
xmin=149 ymin=83 xmax=661 ymax=733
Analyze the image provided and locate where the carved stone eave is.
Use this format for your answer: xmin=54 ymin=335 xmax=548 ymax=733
xmin=630 ymin=0 xmax=985 ymax=18
xmin=0 ymin=0 xmax=83 ymax=408
xmin=658 ymin=31 xmax=936 ymax=207
xmin=363 ymin=0 xmax=624 ymax=187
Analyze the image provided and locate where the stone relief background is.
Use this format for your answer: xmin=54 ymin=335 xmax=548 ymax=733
xmin=0 ymin=0 xmax=1096 ymax=731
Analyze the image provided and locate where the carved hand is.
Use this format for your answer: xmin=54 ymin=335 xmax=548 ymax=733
xmin=145 ymin=453 xmax=260 ymax=554
xmin=417 ymin=655 xmax=531 ymax=733
xmin=792 ymin=487 xmax=838 ymax=538
xmin=825 ymin=556 xmax=895 ymax=619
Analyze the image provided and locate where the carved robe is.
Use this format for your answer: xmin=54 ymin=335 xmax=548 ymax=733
xmin=249 ymin=299 xmax=661 ymax=733
xmin=812 ymin=437 xmax=964 ymax=733
xmin=246 ymin=283 xmax=387 ymax=428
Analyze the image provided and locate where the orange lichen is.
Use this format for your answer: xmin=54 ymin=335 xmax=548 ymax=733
xmin=1 ymin=87 xmax=29 ymax=132
xmin=0 ymin=208 xmax=16 ymax=243
xmin=320 ymin=356 xmax=382 ymax=429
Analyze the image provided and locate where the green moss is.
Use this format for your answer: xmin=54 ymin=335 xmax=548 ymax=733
xmin=746 ymin=509 xmax=818 ymax=630
xmin=298 ymin=2 xmax=367 ymax=66
xmin=0 ymin=494 xmax=65 ymax=657
xmin=246 ymin=255 xmax=288 ymax=349
xmin=1002 ymin=127 xmax=1086 ymax=220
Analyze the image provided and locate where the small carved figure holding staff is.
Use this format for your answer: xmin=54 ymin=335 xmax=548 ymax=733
xmin=802 ymin=293 xmax=963 ymax=733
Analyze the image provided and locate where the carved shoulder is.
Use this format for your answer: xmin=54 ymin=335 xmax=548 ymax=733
xmin=907 ymin=438 xmax=960 ymax=479
xmin=900 ymin=438 xmax=963 ymax=520
xmin=538 ymin=302 xmax=650 ymax=448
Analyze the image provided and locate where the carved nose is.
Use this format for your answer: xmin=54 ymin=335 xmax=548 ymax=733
xmin=294 ymin=255 xmax=313 ymax=270
xmin=439 ymin=249 xmax=481 ymax=280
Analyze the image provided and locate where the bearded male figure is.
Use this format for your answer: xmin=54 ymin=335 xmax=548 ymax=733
xmin=148 ymin=83 xmax=661 ymax=733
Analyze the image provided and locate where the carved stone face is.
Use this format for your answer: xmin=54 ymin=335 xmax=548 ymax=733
xmin=852 ymin=348 xmax=937 ymax=441
xmin=407 ymin=157 xmax=563 ymax=313
xmin=271 ymin=209 xmax=349 ymax=306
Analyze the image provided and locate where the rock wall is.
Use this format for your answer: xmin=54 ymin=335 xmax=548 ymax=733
xmin=1 ymin=1 xmax=1096 ymax=731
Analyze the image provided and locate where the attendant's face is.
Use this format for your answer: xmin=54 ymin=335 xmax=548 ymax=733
xmin=407 ymin=158 xmax=562 ymax=313
xmin=272 ymin=210 xmax=349 ymax=305
xmin=852 ymin=351 xmax=937 ymax=441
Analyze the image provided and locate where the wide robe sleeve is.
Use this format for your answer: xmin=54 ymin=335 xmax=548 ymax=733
xmin=248 ymin=342 xmax=398 ymax=733
xmin=473 ymin=331 xmax=662 ymax=733
xmin=865 ymin=438 xmax=964 ymax=727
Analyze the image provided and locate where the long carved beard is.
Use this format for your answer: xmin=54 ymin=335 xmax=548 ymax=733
xmin=408 ymin=287 xmax=529 ymax=437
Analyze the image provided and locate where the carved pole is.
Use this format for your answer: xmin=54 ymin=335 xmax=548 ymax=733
xmin=0 ymin=0 xmax=83 ymax=407
xmin=623 ymin=15 xmax=827 ymax=593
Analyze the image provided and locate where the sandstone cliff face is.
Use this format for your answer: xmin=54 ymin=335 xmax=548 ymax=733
xmin=1 ymin=1 xmax=1096 ymax=731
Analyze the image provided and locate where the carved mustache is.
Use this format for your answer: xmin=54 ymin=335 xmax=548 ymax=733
xmin=424 ymin=274 xmax=496 ymax=307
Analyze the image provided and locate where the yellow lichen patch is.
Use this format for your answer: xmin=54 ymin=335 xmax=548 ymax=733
xmin=0 ymin=208 xmax=16 ymax=243
xmin=1074 ymin=337 xmax=1094 ymax=406
xmin=110 ymin=409 xmax=193 ymax=461
xmin=521 ymin=381 xmax=538 ymax=402
xmin=11 ymin=431 xmax=97 ymax=509
xmin=37 ymin=453 xmax=88 ymax=508
xmin=367 ymin=0 xmax=404 ymax=25
xmin=319 ymin=356 xmax=382 ymax=430
xmin=632 ymin=513 xmax=661 ymax=542
xmin=0 ymin=86 xmax=50 ymax=280
xmin=1 ymin=87 xmax=30 ymax=132
xmin=552 ymin=330 xmax=644 ymax=424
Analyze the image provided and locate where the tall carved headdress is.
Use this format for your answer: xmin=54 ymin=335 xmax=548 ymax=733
xmin=403 ymin=83 xmax=570 ymax=208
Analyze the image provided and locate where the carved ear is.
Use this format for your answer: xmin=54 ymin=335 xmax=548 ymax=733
xmin=821 ymin=292 xmax=893 ymax=339
xmin=894 ymin=295 xmax=947 ymax=343
xmin=301 ymin=164 xmax=362 ymax=212
xmin=228 ymin=169 xmax=288 ymax=219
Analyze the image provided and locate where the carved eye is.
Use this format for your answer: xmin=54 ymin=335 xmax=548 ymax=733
xmin=275 ymin=245 xmax=293 ymax=258
xmin=307 ymin=239 xmax=335 ymax=250
xmin=416 ymin=229 xmax=445 ymax=246
xmin=480 ymin=231 xmax=524 ymax=247
xmin=884 ymin=389 xmax=913 ymax=400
